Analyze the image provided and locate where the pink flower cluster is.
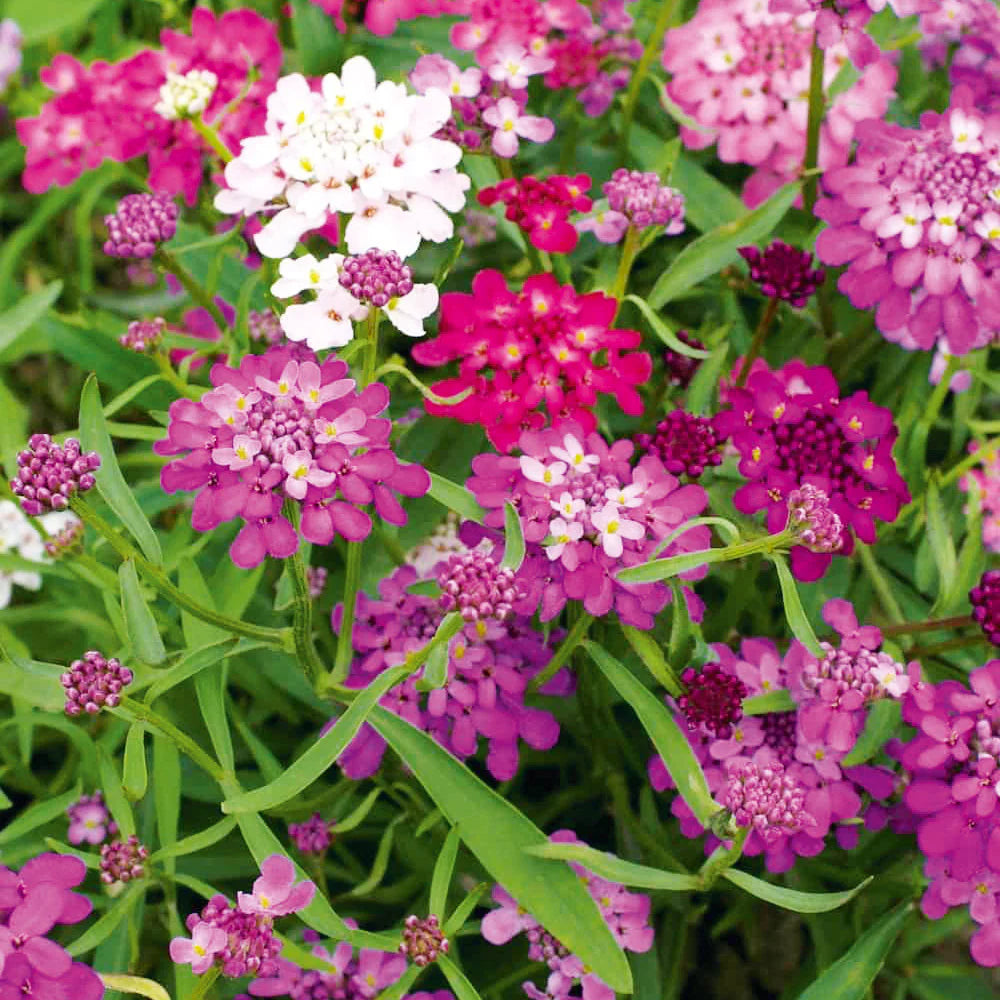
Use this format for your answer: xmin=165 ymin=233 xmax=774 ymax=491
xmin=0 ymin=853 xmax=103 ymax=1000
xmin=288 ymin=813 xmax=333 ymax=855
xmin=17 ymin=8 xmax=281 ymax=203
xmin=465 ymin=423 xmax=711 ymax=627
xmin=816 ymin=89 xmax=1000 ymax=356
xmin=155 ymin=346 xmax=430 ymax=568
xmin=961 ymin=442 xmax=1000 ymax=553
xmin=309 ymin=0 xmax=470 ymax=37
xmin=66 ymin=792 xmax=116 ymax=846
xmin=717 ymin=360 xmax=910 ymax=582
xmin=578 ymin=168 xmax=685 ymax=245
xmin=479 ymin=175 xmax=592 ymax=253
xmin=481 ymin=830 xmax=653 ymax=1000
xmin=171 ymin=855 xmax=315 ymax=976
xmin=920 ymin=0 xmax=1000 ymax=115
xmin=100 ymin=836 xmax=148 ymax=885
xmin=663 ymin=0 xmax=897 ymax=207
xmin=722 ymin=760 xmax=812 ymax=842
xmin=898 ymin=659 xmax=1000 ymax=966
xmin=652 ymin=600 xmax=911 ymax=872
xmin=413 ymin=270 xmax=652 ymax=452
xmin=334 ymin=562 xmax=569 ymax=782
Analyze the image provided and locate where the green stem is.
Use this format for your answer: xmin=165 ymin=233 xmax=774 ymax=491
xmin=619 ymin=0 xmax=684 ymax=159
xmin=856 ymin=543 xmax=905 ymax=625
xmin=154 ymin=352 xmax=201 ymax=400
xmin=881 ymin=615 xmax=973 ymax=637
xmin=71 ymin=499 xmax=290 ymax=647
xmin=528 ymin=612 xmax=595 ymax=693
xmin=362 ymin=309 xmax=381 ymax=388
xmin=610 ymin=226 xmax=641 ymax=316
xmin=330 ymin=539 xmax=364 ymax=686
xmin=156 ymin=248 xmax=230 ymax=335
xmin=735 ymin=298 xmax=780 ymax=388
xmin=940 ymin=436 xmax=1000 ymax=488
xmin=284 ymin=503 xmax=326 ymax=687
xmin=191 ymin=114 xmax=234 ymax=164
xmin=72 ymin=550 xmax=121 ymax=591
xmin=802 ymin=35 xmax=826 ymax=217
xmin=697 ymin=827 xmax=749 ymax=889
xmin=186 ymin=964 xmax=222 ymax=1000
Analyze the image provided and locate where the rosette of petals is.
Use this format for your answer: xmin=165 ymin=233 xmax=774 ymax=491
xmin=214 ymin=56 xmax=470 ymax=260
xmin=414 ymin=270 xmax=652 ymax=452
xmin=716 ymin=360 xmax=909 ymax=582
xmin=739 ymin=241 xmax=825 ymax=308
xmin=66 ymin=792 xmax=115 ymax=846
xmin=634 ymin=411 xmax=725 ymax=480
xmin=155 ymin=346 xmax=430 ymax=568
xmin=17 ymin=8 xmax=281 ymax=203
xmin=663 ymin=0 xmax=897 ymax=206
xmin=465 ymin=423 xmax=711 ymax=627
xmin=400 ymin=914 xmax=449 ymax=966
xmin=579 ymin=169 xmax=685 ymax=244
xmin=972 ymin=570 xmax=1000 ymax=648
xmin=10 ymin=433 xmax=100 ymax=517
xmin=479 ymin=175 xmax=590 ymax=253
xmin=104 ymin=192 xmax=177 ymax=259
xmin=333 ymin=562 xmax=569 ymax=782
xmin=816 ymin=89 xmax=1000 ymax=355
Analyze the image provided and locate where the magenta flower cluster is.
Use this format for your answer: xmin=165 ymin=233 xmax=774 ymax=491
xmin=288 ymin=813 xmax=332 ymax=856
xmin=785 ymin=484 xmax=845 ymax=555
xmin=339 ymin=250 xmax=414 ymax=308
xmin=972 ymin=570 xmax=1000 ymax=648
xmin=43 ymin=517 xmax=84 ymax=559
xmin=155 ymin=345 xmax=430 ymax=568
xmin=920 ymin=0 xmax=1000 ymax=115
xmin=103 ymin=193 xmax=178 ymax=259
xmin=677 ymin=662 xmax=748 ymax=740
xmin=0 ymin=853 xmax=103 ymax=1000
xmin=634 ymin=410 xmax=725 ymax=481
xmin=437 ymin=550 xmax=522 ymax=623
xmin=100 ymin=836 xmax=148 ymax=885
xmin=61 ymin=650 xmax=133 ymax=716
xmin=662 ymin=331 xmax=706 ymax=390
xmin=10 ymin=433 xmax=101 ymax=516
xmin=739 ymin=241 xmax=825 ymax=308
xmin=120 ymin=317 xmax=166 ymax=353
xmin=335 ymin=563 xmax=569 ymax=783
xmin=717 ymin=361 xmax=910 ymax=581
xmin=478 ymin=175 xmax=592 ymax=254
xmin=481 ymin=830 xmax=653 ymax=1000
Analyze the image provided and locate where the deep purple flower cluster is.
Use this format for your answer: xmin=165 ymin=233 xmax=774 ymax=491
xmin=634 ymin=411 xmax=725 ymax=480
xmin=334 ymin=562 xmax=569 ymax=783
xmin=61 ymin=650 xmax=133 ymax=716
xmin=10 ymin=433 xmax=101 ymax=516
xmin=722 ymin=760 xmax=812 ymax=842
xmin=717 ymin=360 xmax=910 ymax=581
xmin=120 ymin=317 xmax=165 ymax=353
xmin=99 ymin=836 xmax=148 ymax=884
xmin=663 ymin=331 xmax=706 ymax=389
xmin=103 ymin=193 xmax=178 ymax=258
xmin=677 ymin=662 xmax=748 ymax=739
xmin=399 ymin=915 xmax=448 ymax=967
xmin=155 ymin=345 xmax=430 ymax=568
xmin=972 ymin=570 xmax=1000 ymax=647
xmin=0 ymin=853 xmax=103 ymax=1000
xmin=785 ymin=484 xmax=845 ymax=554
xmin=739 ymin=241 xmax=825 ymax=308
xmin=437 ymin=550 xmax=522 ymax=623
xmin=339 ymin=249 xmax=415 ymax=308
xmin=288 ymin=813 xmax=332 ymax=855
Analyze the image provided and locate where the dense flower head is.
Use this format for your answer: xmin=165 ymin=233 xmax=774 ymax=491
xmin=716 ymin=360 xmax=910 ymax=581
xmin=0 ymin=502 xmax=76 ymax=608
xmin=663 ymin=331 xmax=706 ymax=389
xmin=972 ymin=570 xmax=1000 ymax=648
xmin=17 ymin=8 xmax=281 ymax=203
xmin=739 ymin=241 xmax=825 ymax=308
xmin=0 ymin=19 xmax=22 ymax=92
xmin=40 ymin=512 xmax=87 ymax=560
xmin=414 ymin=270 xmax=653 ymax=452
xmin=722 ymin=760 xmax=812 ymax=842
xmin=438 ymin=550 xmax=523 ymax=623
xmin=120 ymin=317 xmax=166 ymax=353
xmin=459 ymin=208 xmax=499 ymax=246
xmin=961 ymin=443 xmax=1000 ymax=553
xmin=465 ymin=423 xmax=711 ymax=627
xmin=66 ymin=792 xmax=115 ymax=846
xmin=61 ymin=650 xmax=133 ymax=716
xmin=154 ymin=68 xmax=218 ymax=121
xmin=785 ymin=484 xmax=845 ymax=554
xmin=288 ymin=813 xmax=332 ymax=855
xmin=155 ymin=345 xmax=430 ymax=568
xmin=339 ymin=250 xmax=414 ymax=307
xmin=479 ymin=175 xmax=592 ymax=253
xmin=100 ymin=836 xmax=148 ymax=885
xmin=678 ymin=662 xmax=748 ymax=739
xmin=482 ymin=830 xmax=653 ymax=1000
xmin=399 ymin=914 xmax=448 ymax=967
xmin=663 ymin=0 xmax=897 ymax=206
xmin=248 ymin=309 xmax=284 ymax=345
xmin=104 ymin=193 xmax=179 ymax=258
xmin=11 ymin=433 xmax=101 ymax=516
xmin=578 ymin=169 xmax=685 ymax=244
xmin=816 ymin=89 xmax=1000 ymax=356
xmin=214 ymin=56 xmax=470 ymax=260
xmin=634 ymin=411 xmax=725 ymax=480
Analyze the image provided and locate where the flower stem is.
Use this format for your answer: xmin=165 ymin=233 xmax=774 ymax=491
xmin=881 ymin=615 xmax=973 ymax=637
xmin=330 ymin=539 xmax=364 ymax=686
xmin=697 ymin=826 xmax=749 ymax=889
xmin=71 ymin=499 xmax=291 ymax=647
xmin=362 ymin=309 xmax=381 ymax=389
xmin=154 ymin=351 xmax=202 ymax=400
xmin=156 ymin=248 xmax=230 ymax=335
xmin=191 ymin=114 xmax=234 ymax=164
xmin=528 ymin=612 xmax=595 ymax=693
xmin=735 ymin=297 xmax=780 ymax=388
xmin=187 ymin=964 xmax=222 ymax=1000
xmin=940 ymin=436 xmax=1000 ymax=488
xmin=855 ymin=543 xmax=906 ymax=625
xmin=284 ymin=503 xmax=326 ymax=688
xmin=610 ymin=226 xmax=641 ymax=317
xmin=802 ymin=35 xmax=826 ymax=217
xmin=910 ymin=635 xmax=992 ymax=659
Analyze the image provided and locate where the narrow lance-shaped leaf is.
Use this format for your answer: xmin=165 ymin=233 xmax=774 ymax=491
xmin=427 ymin=471 xmax=487 ymax=524
xmin=345 ymin=816 xmax=403 ymax=897
xmin=439 ymin=955 xmax=485 ymax=1000
xmin=623 ymin=295 xmax=710 ymax=358
xmin=431 ymin=825 xmax=462 ymax=918
xmin=149 ymin=816 xmax=239 ymax=864
xmin=767 ymin=553 xmax=823 ymax=657
xmin=841 ymin=699 xmax=901 ymax=767
xmin=720 ymin=869 xmax=872 ymax=914
xmin=415 ymin=641 xmax=450 ymax=692
xmin=97 ymin=975 xmax=170 ymax=1000
xmin=98 ymin=746 xmax=136 ymax=838
xmin=501 ymin=500 xmax=526 ymax=571
xmin=0 ymin=782 xmax=82 ymax=847
xmin=0 ymin=281 xmax=63 ymax=359
xmin=119 ymin=560 xmax=167 ymax=664
xmin=331 ymin=788 xmax=381 ymax=833
xmin=122 ymin=723 xmax=148 ymax=801
xmin=525 ymin=841 xmax=699 ymax=891
xmin=741 ymin=689 xmax=796 ymax=716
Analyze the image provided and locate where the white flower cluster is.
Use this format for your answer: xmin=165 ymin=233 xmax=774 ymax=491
xmin=154 ymin=69 xmax=219 ymax=121
xmin=214 ymin=56 xmax=470 ymax=260
xmin=0 ymin=501 xmax=76 ymax=609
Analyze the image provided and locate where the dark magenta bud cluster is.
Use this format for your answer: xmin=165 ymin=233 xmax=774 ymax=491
xmin=722 ymin=760 xmax=811 ymax=842
xmin=399 ymin=914 xmax=449 ymax=967
xmin=248 ymin=309 xmax=283 ymax=345
xmin=307 ymin=566 xmax=328 ymax=600
xmin=437 ymin=550 xmax=522 ymax=623
xmin=971 ymin=570 xmax=1000 ymax=648
xmin=339 ymin=249 xmax=414 ymax=307
xmin=526 ymin=926 xmax=569 ymax=969
xmin=120 ymin=317 xmax=165 ymax=353
xmin=677 ymin=662 xmax=748 ymax=739
xmin=287 ymin=813 xmax=332 ymax=855
xmin=100 ymin=835 xmax=149 ymax=884
xmin=738 ymin=241 xmax=825 ymax=308
xmin=103 ymin=193 xmax=178 ymax=258
xmin=663 ymin=331 xmax=706 ymax=389
xmin=785 ymin=484 xmax=844 ymax=553
xmin=635 ymin=410 xmax=725 ymax=479
xmin=11 ymin=434 xmax=101 ymax=516
xmin=61 ymin=650 xmax=134 ymax=716
xmin=44 ymin=518 xmax=85 ymax=559
xmin=603 ymin=168 xmax=685 ymax=232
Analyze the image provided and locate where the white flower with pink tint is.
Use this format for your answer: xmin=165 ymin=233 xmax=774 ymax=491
xmin=520 ymin=456 xmax=567 ymax=487
xmin=282 ymin=450 xmax=336 ymax=500
xmin=482 ymin=97 xmax=555 ymax=158
xmin=928 ymin=199 xmax=964 ymax=246
xmin=590 ymin=503 xmax=645 ymax=558
xmin=212 ymin=435 xmax=262 ymax=471
xmin=237 ymin=854 xmax=316 ymax=916
xmin=312 ymin=408 xmax=369 ymax=447
xmin=486 ymin=44 xmax=553 ymax=89
xmin=877 ymin=196 xmax=932 ymax=249
xmin=550 ymin=434 xmax=598 ymax=472
xmin=950 ymin=109 xmax=984 ymax=155
xmin=550 ymin=492 xmax=585 ymax=519
xmin=545 ymin=517 xmax=584 ymax=561
xmin=271 ymin=253 xmax=343 ymax=298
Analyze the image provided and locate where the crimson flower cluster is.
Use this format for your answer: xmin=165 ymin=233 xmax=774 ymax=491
xmin=663 ymin=331 xmax=706 ymax=389
xmin=972 ymin=571 xmax=1000 ymax=647
xmin=739 ymin=241 xmax=825 ymax=308
xmin=478 ymin=176 xmax=592 ymax=253
xmin=155 ymin=346 xmax=430 ymax=568
xmin=634 ymin=411 xmax=726 ymax=480
xmin=717 ymin=360 xmax=910 ymax=581
xmin=414 ymin=270 xmax=652 ymax=453
xmin=334 ymin=563 xmax=569 ymax=783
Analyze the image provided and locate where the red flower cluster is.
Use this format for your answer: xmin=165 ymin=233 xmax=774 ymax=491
xmin=478 ymin=175 xmax=591 ymax=253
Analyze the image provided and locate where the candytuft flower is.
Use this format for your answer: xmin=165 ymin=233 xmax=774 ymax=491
xmin=437 ymin=550 xmax=522 ymax=623
xmin=120 ymin=317 xmax=166 ymax=353
xmin=100 ymin=836 xmax=149 ymax=885
xmin=677 ymin=662 xmax=748 ymax=739
xmin=739 ymin=241 xmax=825 ymax=308
xmin=635 ymin=411 xmax=725 ymax=480
xmin=66 ymin=792 xmax=116 ymax=846
xmin=785 ymin=484 xmax=844 ymax=554
xmin=971 ymin=570 xmax=1000 ymax=648
xmin=10 ymin=434 xmax=100 ymax=516
xmin=579 ymin=169 xmax=685 ymax=244
xmin=103 ymin=193 xmax=178 ymax=258
xmin=154 ymin=68 xmax=218 ymax=120
xmin=61 ymin=651 xmax=133 ymax=716
xmin=288 ymin=813 xmax=332 ymax=855
xmin=722 ymin=760 xmax=812 ymax=842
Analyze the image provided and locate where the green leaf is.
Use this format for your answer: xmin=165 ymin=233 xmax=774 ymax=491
xmin=119 ymin=561 xmax=167 ymax=665
xmin=648 ymin=180 xmax=801 ymax=308
xmin=670 ymin=155 xmax=744 ymax=232
xmin=369 ymin=707 xmax=633 ymax=993
xmin=345 ymin=816 xmax=403 ymax=897
xmin=427 ymin=471 xmax=487 ymax=524
xmin=795 ymin=903 xmax=912 ymax=1000
xmin=195 ymin=667 xmax=236 ymax=773
xmin=143 ymin=638 xmax=242 ymax=703
xmin=584 ymin=642 xmax=718 ymax=826
xmin=98 ymin=747 xmax=136 ymax=838
xmin=0 ymin=648 xmax=64 ymax=712
xmin=686 ymin=338 xmax=730 ymax=416
xmin=623 ymin=295 xmax=711 ymax=358
xmin=616 ymin=547 xmax=720 ymax=585
xmin=122 ymin=723 xmax=148 ymax=802
xmin=415 ymin=641 xmax=449 ymax=692
xmin=841 ymin=700 xmax=901 ymax=767
xmin=152 ymin=736 xmax=181 ymax=863
xmin=526 ymin=842 xmax=699 ymax=891
xmin=97 ymin=975 xmax=170 ymax=1000
xmin=149 ymin=815 xmax=238 ymax=863
xmin=79 ymin=374 xmax=163 ymax=564
xmin=620 ymin=624 xmax=682 ymax=694
xmin=926 ymin=476 xmax=958 ymax=613
xmin=178 ymin=557 xmax=228 ymax=647
xmin=767 ymin=554 xmax=824 ymax=657
xmin=289 ymin=0 xmax=345 ymax=74
xmin=0 ymin=782 xmax=82 ymax=846
xmin=721 ymin=869 xmax=872 ymax=914
xmin=0 ymin=282 xmax=63 ymax=361
xmin=742 ymin=689 xmax=797 ymax=715
xmin=501 ymin=500 xmax=526 ymax=571
xmin=443 ymin=882 xmax=490 ymax=937
xmin=3 ymin=0 xmax=104 ymax=44
xmin=439 ymin=955 xmax=484 ymax=1000
xmin=330 ymin=788 xmax=381 ymax=833
xmin=221 ymin=664 xmax=412 ymax=813
xmin=67 ymin=883 xmax=145 ymax=957
xmin=431 ymin=825 xmax=462 ymax=918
